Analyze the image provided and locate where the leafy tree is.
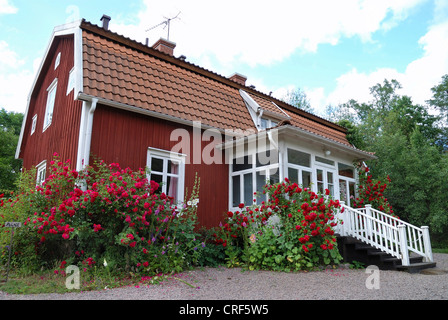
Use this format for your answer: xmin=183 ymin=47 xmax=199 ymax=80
xmin=0 ymin=108 xmax=23 ymax=193
xmin=326 ymin=78 xmax=448 ymax=242
xmin=283 ymin=87 xmax=315 ymax=114
xmin=428 ymin=74 xmax=448 ymax=116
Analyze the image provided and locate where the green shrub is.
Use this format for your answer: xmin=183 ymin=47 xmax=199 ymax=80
xmin=215 ymin=179 xmax=342 ymax=271
xmin=0 ymin=154 xmax=204 ymax=278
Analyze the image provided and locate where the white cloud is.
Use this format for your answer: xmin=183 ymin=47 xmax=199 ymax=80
xmin=321 ymin=19 xmax=448 ymax=112
xmin=111 ymin=0 xmax=426 ymax=68
xmin=0 ymin=0 xmax=17 ymax=15
xmin=0 ymin=41 xmax=34 ymax=113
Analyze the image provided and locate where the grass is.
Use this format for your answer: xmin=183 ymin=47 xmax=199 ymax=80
xmin=0 ymin=269 xmax=169 ymax=295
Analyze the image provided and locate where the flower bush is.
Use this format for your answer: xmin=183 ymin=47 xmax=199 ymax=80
xmin=0 ymin=154 xmax=204 ymax=278
xmin=215 ymin=179 xmax=342 ymax=271
xmin=352 ymin=165 xmax=396 ymax=216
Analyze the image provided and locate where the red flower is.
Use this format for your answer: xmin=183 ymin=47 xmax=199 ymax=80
xmin=238 ymin=203 xmax=245 ymax=209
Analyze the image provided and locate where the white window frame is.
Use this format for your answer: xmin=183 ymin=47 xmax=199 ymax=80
xmin=285 ymin=147 xmax=313 ymax=189
xmin=31 ymin=114 xmax=37 ymax=135
xmin=338 ymin=162 xmax=357 ymax=205
xmin=43 ymin=78 xmax=58 ymax=132
xmin=146 ymin=147 xmax=186 ymax=204
xmin=36 ymin=160 xmax=47 ymax=185
xmin=230 ymin=149 xmax=279 ymax=210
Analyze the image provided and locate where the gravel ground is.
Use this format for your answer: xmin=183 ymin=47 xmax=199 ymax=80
xmin=1 ymin=253 xmax=447 ymax=301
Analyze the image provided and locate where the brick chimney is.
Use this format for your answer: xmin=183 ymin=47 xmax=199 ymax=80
xmin=229 ymin=73 xmax=247 ymax=86
xmin=152 ymin=38 xmax=176 ymax=56
xmin=100 ymin=14 xmax=111 ymax=30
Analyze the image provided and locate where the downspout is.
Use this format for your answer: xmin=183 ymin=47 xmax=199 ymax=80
xmin=83 ymin=98 xmax=98 ymax=168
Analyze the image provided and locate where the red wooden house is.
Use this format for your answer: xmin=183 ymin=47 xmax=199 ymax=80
xmin=15 ymin=16 xmax=376 ymax=229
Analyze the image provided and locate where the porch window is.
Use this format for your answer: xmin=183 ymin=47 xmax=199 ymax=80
xmin=231 ymin=149 xmax=279 ymax=208
xmin=147 ymin=148 xmax=185 ymax=203
xmin=286 ymin=148 xmax=312 ymax=189
xmin=338 ymin=163 xmax=356 ymax=205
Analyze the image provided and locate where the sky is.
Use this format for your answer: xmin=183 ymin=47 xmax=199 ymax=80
xmin=0 ymin=0 xmax=448 ymax=117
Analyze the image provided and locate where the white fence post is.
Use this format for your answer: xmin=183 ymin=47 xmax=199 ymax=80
xmin=421 ymin=226 xmax=433 ymax=262
xmin=365 ymin=204 xmax=373 ymax=241
xmin=338 ymin=201 xmax=346 ymax=236
xmin=398 ymin=225 xmax=410 ymax=266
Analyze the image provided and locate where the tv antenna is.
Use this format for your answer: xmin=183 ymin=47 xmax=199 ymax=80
xmin=146 ymin=12 xmax=181 ymax=41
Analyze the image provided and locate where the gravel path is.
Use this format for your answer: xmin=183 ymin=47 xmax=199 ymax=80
xmin=1 ymin=253 xmax=447 ymax=301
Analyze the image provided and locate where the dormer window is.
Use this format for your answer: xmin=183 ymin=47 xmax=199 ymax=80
xmin=260 ymin=117 xmax=278 ymax=130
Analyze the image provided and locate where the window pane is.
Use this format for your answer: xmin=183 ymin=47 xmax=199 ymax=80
xmin=232 ymin=175 xmax=241 ymax=207
xmin=166 ymin=176 xmax=178 ymax=200
xmin=288 ymin=167 xmax=298 ymax=184
xmin=256 ymin=171 xmax=267 ymax=204
xmin=151 ymin=174 xmax=163 ymax=193
xmin=243 ymin=173 xmax=253 ymax=206
xmin=268 ymin=168 xmax=279 ymax=185
xmin=151 ymin=157 xmax=164 ymax=172
xmin=338 ymin=163 xmax=354 ymax=178
xmin=349 ymin=181 xmax=356 ymax=206
xmin=168 ymin=160 xmax=179 ymax=175
xmin=233 ymin=156 xmax=252 ymax=171
xmin=256 ymin=149 xmax=278 ymax=167
xmin=327 ymin=172 xmax=334 ymax=196
xmin=260 ymin=118 xmax=268 ymax=129
xmin=287 ymin=149 xmax=310 ymax=167
xmin=317 ymin=169 xmax=324 ymax=194
xmin=339 ymin=179 xmax=348 ymax=202
xmin=315 ymin=156 xmax=334 ymax=166
xmin=302 ymin=171 xmax=312 ymax=188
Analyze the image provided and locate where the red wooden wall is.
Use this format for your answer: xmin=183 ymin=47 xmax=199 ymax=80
xmin=90 ymin=104 xmax=230 ymax=228
xmin=19 ymin=35 xmax=82 ymax=169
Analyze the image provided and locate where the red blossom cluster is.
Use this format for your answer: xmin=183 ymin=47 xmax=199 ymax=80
xmin=352 ymin=166 xmax=395 ymax=216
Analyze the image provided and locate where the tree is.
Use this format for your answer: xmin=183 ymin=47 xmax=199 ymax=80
xmin=283 ymin=87 xmax=315 ymax=114
xmin=428 ymin=74 xmax=448 ymax=115
xmin=326 ymin=79 xmax=448 ymax=243
xmin=0 ymin=108 xmax=23 ymax=193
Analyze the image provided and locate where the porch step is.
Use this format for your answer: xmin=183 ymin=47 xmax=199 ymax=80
xmin=336 ymin=235 xmax=436 ymax=273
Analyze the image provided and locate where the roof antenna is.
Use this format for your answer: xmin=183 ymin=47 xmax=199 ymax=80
xmin=146 ymin=11 xmax=181 ymax=41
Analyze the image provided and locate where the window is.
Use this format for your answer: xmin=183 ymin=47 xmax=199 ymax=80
xmin=66 ymin=67 xmax=75 ymax=95
xmin=36 ymin=160 xmax=47 ymax=185
xmin=259 ymin=117 xmax=278 ymax=130
xmin=31 ymin=114 xmax=37 ymax=135
xmin=230 ymin=149 xmax=279 ymax=208
xmin=43 ymin=79 xmax=57 ymax=131
xmin=338 ymin=163 xmax=354 ymax=178
xmin=54 ymin=52 xmax=61 ymax=70
xmin=147 ymin=148 xmax=185 ymax=203
xmin=315 ymin=156 xmax=335 ymax=166
xmin=286 ymin=148 xmax=312 ymax=189
xmin=338 ymin=163 xmax=356 ymax=204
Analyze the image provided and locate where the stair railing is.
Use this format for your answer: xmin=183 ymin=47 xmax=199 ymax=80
xmin=335 ymin=202 xmax=434 ymax=266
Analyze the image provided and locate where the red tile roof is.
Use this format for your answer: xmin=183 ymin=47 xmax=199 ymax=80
xmin=80 ymin=20 xmax=352 ymax=147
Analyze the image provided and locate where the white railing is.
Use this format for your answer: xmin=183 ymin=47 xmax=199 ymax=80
xmin=335 ymin=203 xmax=433 ymax=266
